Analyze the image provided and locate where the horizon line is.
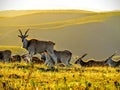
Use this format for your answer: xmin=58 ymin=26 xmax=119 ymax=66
xmin=0 ymin=9 xmax=120 ymax=12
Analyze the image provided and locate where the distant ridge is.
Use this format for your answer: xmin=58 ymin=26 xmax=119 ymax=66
xmin=0 ymin=10 xmax=96 ymax=17
xmin=0 ymin=10 xmax=119 ymax=29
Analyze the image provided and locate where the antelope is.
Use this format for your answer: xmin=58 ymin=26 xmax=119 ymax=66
xmin=105 ymin=53 xmax=120 ymax=67
xmin=41 ymin=50 xmax=72 ymax=66
xmin=75 ymin=53 xmax=108 ymax=67
xmin=11 ymin=55 xmax=21 ymax=62
xmin=32 ymin=57 xmax=44 ymax=64
xmin=74 ymin=53 xmax=90 ymax=67
xmin=0 ymin=50 xmax=12 ymax=62
xmin=18 ymin=29 xmax=57 ymax=67
xmin=21 ymin=54 xmax=44 ymax=64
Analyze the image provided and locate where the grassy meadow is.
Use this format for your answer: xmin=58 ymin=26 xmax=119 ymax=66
xmin=0 ymin=10 xmax=120 ymax=89
xmin=0 ymin=62 xmax=120 ymax=90
xmin=0 ymin=45 xmax=120 ymax=90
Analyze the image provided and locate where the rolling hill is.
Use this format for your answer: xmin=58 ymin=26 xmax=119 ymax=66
xmin=0 ymin=10 xmax=120 ymax=59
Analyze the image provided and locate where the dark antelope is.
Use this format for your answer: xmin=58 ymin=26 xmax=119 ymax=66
xmin=74 ymin=53 xmax=90 ymax=67
xmin=18 ymin=29 xmax=57 ymax=67
xmin=11 ymin=55 xmax=21 ymax=62
xmin=105 ymin=53 xmax=120 ymax=67
xmin=75 ymin=53 xmax=108 ymax=67
xmin=41 ymin=50 xmax=72 ymax=66
xmin=0 ymin=50 xmax=12 ymax=62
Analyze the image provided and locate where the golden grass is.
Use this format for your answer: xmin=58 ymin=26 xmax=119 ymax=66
xmin=0 ymin=46 xmax=120 ymax=89
xmin=0 ymin=46 xmax=27 ymax=55
xmin=0 ymin=62 xmax=119 ymax=90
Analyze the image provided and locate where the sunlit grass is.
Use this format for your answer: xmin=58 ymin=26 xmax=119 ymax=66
xmin=0 ymin=45 xmax=119 ymax=89
xmin=0 ymin=62 xmax=119 ymax=90
xmin=0 ymin=45 xmax=120 ymax=89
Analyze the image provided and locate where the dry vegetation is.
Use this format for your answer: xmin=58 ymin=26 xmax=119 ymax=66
xmin=0 ymin=62 xmax=120 ymax=90
xmin=0 ymin=10 xmax=120 ymax=29
xmin=0 ymin=46 xmax=120 ymax=90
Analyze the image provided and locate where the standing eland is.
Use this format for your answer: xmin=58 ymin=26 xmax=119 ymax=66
xmin=18 ymin=29 xmax=57 ymax=67
xmin=41 ymin=50 xmax=72 ymax=66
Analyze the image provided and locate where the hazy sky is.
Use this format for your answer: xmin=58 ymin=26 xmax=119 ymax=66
xmin=0 ymin=0 xmax=120 ymax=12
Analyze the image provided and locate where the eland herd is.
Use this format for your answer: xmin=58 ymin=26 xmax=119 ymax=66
xmin=0 ymin=29 xmax=120 ymax=68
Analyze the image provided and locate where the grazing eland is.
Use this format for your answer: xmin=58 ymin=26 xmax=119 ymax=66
xmin=11 ymin=55 xmax=21 ymax=62
xmin=75 ymin=53 xmax=108 ymax=67
xmin=0 ymin=50 xmax=12 ymax=62
xmin=21 ymin=54 xmax=30 ymax=63
xmin=41 ymin=50 xmax=72 ymax=66
xmin=74 ymin=53 xmax=90 ymax=67
xmin=32 ymin=57 xmax=44 ymax=64
xmin=21 ymin=54 xmax=44 ymax=64
xmin=105 ymin=53 xmax=120 ymax=67
xmin=18 ymin=29 xmax=57 ymax=67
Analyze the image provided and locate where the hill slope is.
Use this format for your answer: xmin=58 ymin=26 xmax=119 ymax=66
xmin=0 ymin=10 xmax=120 ymax=59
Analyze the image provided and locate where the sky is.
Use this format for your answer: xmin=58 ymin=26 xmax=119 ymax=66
xmin=0 ymin=0 xmax=120 ymax=12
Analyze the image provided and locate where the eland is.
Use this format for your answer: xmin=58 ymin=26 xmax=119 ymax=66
xmin=21 ymin=54 xmax=44 ymax=64
xmin=18 ymin=29 xmax=57 ymax=67
xmin=11 ymin=55 xmax=21 ymax=62
xmin=0 ymin=50 xmax=12 ymax=62
xmin=41 ymin=50 xmax=72 ymax=66
xmin=75 ymin=53 xmax=108 ymax=67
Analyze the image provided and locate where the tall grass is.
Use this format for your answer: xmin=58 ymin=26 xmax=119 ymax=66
xmin=0 ymin=62 xmax=119 ymax=90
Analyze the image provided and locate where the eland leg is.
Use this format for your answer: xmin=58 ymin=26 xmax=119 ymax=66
xmin=46 ymin=50 xmax=57 ymax=65
xmin=29 ymin=52 xmax=35 ymax=63
xmin=43 ymin=52 xmax=54 ymax=67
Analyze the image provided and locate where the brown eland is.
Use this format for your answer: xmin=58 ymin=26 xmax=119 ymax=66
xmin=21 ymin=54 xmax=44 ymax=64
xmin=75 ymin=53 xmax=108 ymax=67
xmin=11 ymin=55 xmax=21 ymax=62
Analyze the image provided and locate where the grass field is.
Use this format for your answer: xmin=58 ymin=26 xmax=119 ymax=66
xmin=0 ymin=62 xmax=120 ymax=90
xmin=0 ymin=46 xmax=120 ymax=90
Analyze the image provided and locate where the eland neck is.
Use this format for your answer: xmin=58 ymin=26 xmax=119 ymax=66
xmin=22 ymin=38 xmax=28 ymax=49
